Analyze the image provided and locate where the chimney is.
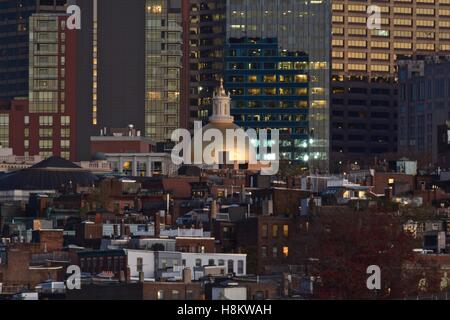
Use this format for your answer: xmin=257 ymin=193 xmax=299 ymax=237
xmin=183 ymin=267 xmax=192 ymax=284
xmin=160 ymin=210 xmax=166 ymax=226
xmin=385 ymin=187 xmax=393 ymax=200
xmin=154 ymin=212 xmax=161 ymax=237
xmin=119 ymin=270 xmax=126 ymax=282
xmin=126 ymin=266 xmax=131 ymax=283
xmin=282 ymin=272 xmax=290 ymax=297
xmin=165 ymin=214 xmax=172 ymax=226
xmin=240 ymin=185 xmax=246 ymax=203
xmin=211 ymin=200 xmax=218 ymax=220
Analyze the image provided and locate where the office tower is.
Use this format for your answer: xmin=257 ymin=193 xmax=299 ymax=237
xmin=0 ymin=0 xmax=66 ymax=100
xmin=0 ymin=12 xmax=78 ymax=160
xmin=145 ymin=0 xmax=183 ymax=141
xmin=187 ymin=0 xmax=226 ymax=129
xmin=331 ymin=0 xmax=450 ymax=169
xmin=70 ymin=0 xmax=146 ymax=160
xmin=70 ymin=0 xmax=185 ymax=160
xmin=224 ymin=0 xmax=331 ymax=172
xmin=397 ymin=55 xmax=450 ymax=165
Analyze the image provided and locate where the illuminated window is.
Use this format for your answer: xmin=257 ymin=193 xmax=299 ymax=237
xmin=283 ymin=225 xmax=289 ymax=237
xmin=348 ymin=52 xmax=366 ymax=59
xmin=272 ymin=225 xmax=279 ymax=238
xmin=416 ymin=20 xmax=435 ymax=27
xmin=147 ymin=5 xmax=162 ymax=13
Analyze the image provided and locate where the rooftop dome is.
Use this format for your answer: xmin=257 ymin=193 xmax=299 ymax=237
xmin=190 ymin=80 xmax=253 ymax=165
xmin=0 ymin=156 xmax=98 ymax=191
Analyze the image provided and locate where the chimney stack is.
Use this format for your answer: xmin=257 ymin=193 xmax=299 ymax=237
xmin=211 ymin=200 xmax=218 ymax=221
xmin=183 ymin=267 xmax=192 ymax=284
xmin=154 ymin=212 xmax=161 ymax=237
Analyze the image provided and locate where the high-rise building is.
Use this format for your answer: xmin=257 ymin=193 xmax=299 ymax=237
xmin=224 ymin=0 xmax=331 ymax=172
xmin=187 ymin=0 xmax=226 ymax=129
xmin=397 ymin=55 xmax=450 ymax=165
xmin=69 ymin=0 xmax=186 ymax=160
xmin=0 ymin=12 xmax=78 ymax=160
xmin=145 ymin=0 xmax=183 ymax=141
xmin=0 ymin=0 xmax=66 ymax=100
xmin=71 ymin=0 xmax=147 ymax=160
xmin=330 ymin=0 xmax=450 ymax=169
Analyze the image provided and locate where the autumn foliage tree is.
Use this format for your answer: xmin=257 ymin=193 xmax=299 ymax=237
xmin=291 ymin=208 xmax=419 ymax=299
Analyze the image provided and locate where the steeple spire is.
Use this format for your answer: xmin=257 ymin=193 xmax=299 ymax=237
xmin=215 ymin=77 xmax=227 ymax=97
xmin=210 ymin=79 xmax=233 ymax=123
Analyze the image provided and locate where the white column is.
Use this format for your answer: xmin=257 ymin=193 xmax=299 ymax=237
xmin=118 ymin=156 xmax=124 ymax=174
xmin=146 ymin=157 xmax=152 ymax=177
xmin=161 ymin=159 xmax=165 ymax=176
xmin=132 ymin=156 xmax=138 ymax=176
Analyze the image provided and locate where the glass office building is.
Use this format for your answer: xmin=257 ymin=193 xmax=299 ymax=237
xmin=145 ymin=0 xmax=183 ymax=141
xmin=224 ymin=0 xmax=331 ymax=172
xmin=188 ymin=0 xmax=226 ymax=128
xmin=0 ymin=0 xmax=66 ymax=100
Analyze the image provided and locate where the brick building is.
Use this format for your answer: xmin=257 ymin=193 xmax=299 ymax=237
xmin=175 ymin=236 xmax=215 ymax=253
xmin=75 ymin=249 xmax=128 ymax=279
xmin=66 ymin=281 xmax=203 ymax=300
xmin=236 ymin=216 xmax=293 ymax=274
xmin=0 ymin=247 xmax=64 ymax=289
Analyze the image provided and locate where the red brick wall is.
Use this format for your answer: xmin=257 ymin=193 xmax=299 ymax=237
xmin=176 ymin=237 xmax=215 ymax=253
xmin=38 ymin=230 xmax=64 ymax=252
xmin=372 ymin=172 xmax=416 ymax=195
xmin=1 ymin=249 xmax=62 ymax=287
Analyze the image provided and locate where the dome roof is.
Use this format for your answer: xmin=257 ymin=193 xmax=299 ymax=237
xmin=188 ymin=81 xmax=254 ymax=165
xmin=0 ymin=156 xmax=98 ymax=191
xmin=190 ymin=122 xmax=252 ymax=164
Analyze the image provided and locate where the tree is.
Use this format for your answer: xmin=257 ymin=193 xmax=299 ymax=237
xmin=291 ymin=208 xmax=418 ymax=299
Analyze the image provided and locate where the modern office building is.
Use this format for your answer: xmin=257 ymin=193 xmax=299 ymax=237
xmin=224 ymin=0 xmax=331 ymax=172
xmin=397 ymin=55 xmax=450 ymax=166
xmin=69 ymin=0 xmax=146 ymax=160
xmin=187 ymin=0 xmax=226 ymax=129
xmin=225 ymin=38 xmax=310 ymax=164
xmin=145 ymin=0 xmax=183 ymax=141
xmin=0 ymin=0 xmax=66 ymax=100
xmin=331 ymin=0 xmax=450 ymax=168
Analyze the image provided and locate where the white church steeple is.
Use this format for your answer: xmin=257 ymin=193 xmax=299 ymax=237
xmin=210 ymin=78 xmax=234 ymax=124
